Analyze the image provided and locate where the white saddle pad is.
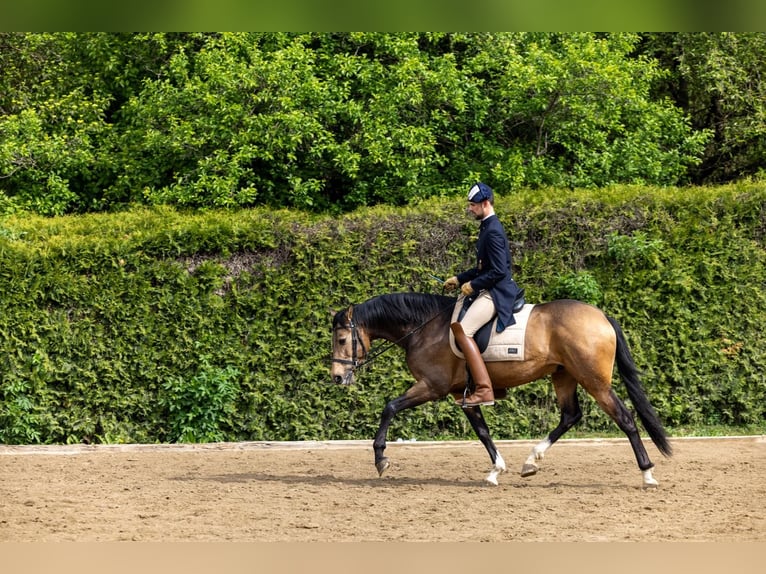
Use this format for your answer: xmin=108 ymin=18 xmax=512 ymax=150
xmin=449 ymin=303 xmax=535 ymax=362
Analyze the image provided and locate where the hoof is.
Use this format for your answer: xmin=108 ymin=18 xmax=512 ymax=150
xmin=376 ymin=458 xmax=390 ymax=477
xmin=642 ymin=469 xmax=659 ymax=488
xmin=520 ymin=463 xmax=538 ymax=478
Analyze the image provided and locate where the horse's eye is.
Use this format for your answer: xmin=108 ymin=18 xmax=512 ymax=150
xmin=338 ymin=338 xmax=347 ymax=345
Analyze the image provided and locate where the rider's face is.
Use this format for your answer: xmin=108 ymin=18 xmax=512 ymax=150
xmin=467 ymin=200 xmax=485 ymax=220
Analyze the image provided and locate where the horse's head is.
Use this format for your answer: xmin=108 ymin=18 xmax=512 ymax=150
xmin=330 ymin=305 xmax=370 ymax=386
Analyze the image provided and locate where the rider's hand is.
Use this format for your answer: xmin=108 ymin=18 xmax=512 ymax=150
xmin=461 ymin=282 xmax=474 ymax=296
xmin=444 ymin=276 xmax=459 ymax=291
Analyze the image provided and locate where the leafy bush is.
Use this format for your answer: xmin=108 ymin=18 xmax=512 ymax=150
xmin=159 ymin=359 xmax=241 ymax=443
xmin=0 ymin=183 xmax=764 ymax=444
xmin=551 ymin=271 xmax=603 ymax=305
xmin=1 ymin=33 xmax=710 ymax=214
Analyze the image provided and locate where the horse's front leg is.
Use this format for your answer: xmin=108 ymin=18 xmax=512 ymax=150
xmin=372 ymin=383 xmax=439 ymax=477
xmin=372 ymin=396 xmax=404 ymax=476
xmin=462 ymin=406 xmax=506 ymax=485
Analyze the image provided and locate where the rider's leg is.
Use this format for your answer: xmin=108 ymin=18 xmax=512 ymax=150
xmin=452 ymin=292 xmax=496 ymax=407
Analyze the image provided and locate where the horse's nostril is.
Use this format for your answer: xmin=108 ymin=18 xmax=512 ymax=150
xmin=333 ymin=375 xmax=342 ymax=385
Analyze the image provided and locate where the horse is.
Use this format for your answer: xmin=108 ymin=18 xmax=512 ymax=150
xmin=330 ymin=292 xmax=672 ymax=487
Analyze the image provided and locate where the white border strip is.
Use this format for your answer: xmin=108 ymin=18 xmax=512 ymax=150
xmin=0 ymin=435 xmax=762 ymax=455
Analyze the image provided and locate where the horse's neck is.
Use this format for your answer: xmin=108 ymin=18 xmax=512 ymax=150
xmin=365 ymin=322 xmax=408 ymax=345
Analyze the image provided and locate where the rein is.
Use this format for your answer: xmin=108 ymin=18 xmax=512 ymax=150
xmin=332 ymin=298 xmax=455 ymax=372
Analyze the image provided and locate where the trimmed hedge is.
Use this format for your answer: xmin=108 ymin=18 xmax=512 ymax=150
xmin=1 ymin=183 xmax=765 ymax=444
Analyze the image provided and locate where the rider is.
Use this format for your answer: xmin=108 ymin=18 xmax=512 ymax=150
xmin=444 ymin=182 xmax=521 ymax=408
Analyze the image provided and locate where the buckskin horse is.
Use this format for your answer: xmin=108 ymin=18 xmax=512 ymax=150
xmin=330 ymin=292 xmax=672 ymax=487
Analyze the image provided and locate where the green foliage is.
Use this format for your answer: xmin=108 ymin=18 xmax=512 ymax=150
xmin=159 ymin=358 xmax=241 ymax=443
xmin=0 ymin=32 xmax=717 ymax=215
xmin=551 ymin=271 xmax=603 ymax=306
xmin=0 ymin=33 xmax=201 ymax=214
xmin=607 ymin=231 xmax=664 ymax=264
xmin=641 ymin=32 xmax=766 ymax=184
xmin=463 ymin=33 xmax=710 ymax=189
xmin=0 ymin=183 xmax=764 ymax=444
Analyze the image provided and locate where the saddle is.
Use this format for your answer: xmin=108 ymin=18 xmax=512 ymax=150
xmin=455 ymin=288 xmax=526 ymax=353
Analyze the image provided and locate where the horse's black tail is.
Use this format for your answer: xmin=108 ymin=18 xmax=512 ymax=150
xmin=608 ymin=316 xmax=673 ymax=457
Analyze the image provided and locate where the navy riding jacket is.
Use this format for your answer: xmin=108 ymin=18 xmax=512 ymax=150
xmin=457 ymin=214 xmax=520 ymax=331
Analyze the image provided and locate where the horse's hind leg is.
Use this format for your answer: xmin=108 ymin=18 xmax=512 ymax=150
xmin=462 ymin=406 xmax=506 ymax=485
xmin=522 ymin=369 xmax=582 ymax=477
xmin=590 ymin=387 xmax=659 ymax=487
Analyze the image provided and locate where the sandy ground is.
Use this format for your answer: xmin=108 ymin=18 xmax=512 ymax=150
xmin=0 ymin=436 xmax=764 ymax=542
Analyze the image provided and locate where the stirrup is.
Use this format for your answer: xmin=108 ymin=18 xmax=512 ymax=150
xmin=461 ymin=397 xmax=495 ymax=408
xmin=460 ymin=386 xmax=495 ymax=408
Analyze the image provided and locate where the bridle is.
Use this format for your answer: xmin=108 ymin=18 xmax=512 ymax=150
xmin=331 ymin=311 xmax=368 ymax=370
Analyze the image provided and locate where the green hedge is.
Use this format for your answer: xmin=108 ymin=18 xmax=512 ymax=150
xmin=1 ymin=183 xmax=765 ymax=444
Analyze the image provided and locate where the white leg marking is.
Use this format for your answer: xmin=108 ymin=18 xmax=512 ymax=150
xmin=642 ymin=469 xmax=659 ymax=488
xmin=485 ymin=453 xmax=507 ymax=486
xmin=523 ymin=438 xmax=552 ymax=467
xmin=533 ymin=438 xmax=551 ymax=461
xmin=521 ymin=438 xmax=552 ymax=477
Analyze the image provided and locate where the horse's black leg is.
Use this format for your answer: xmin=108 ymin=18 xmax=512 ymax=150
xmin=372 ymin=387 xmax=436 ymax=477
xmin=605 ymin=389 xmax=654 ymax=471
xmin=547 ymin=387 xmax=583 ymax=444
xmin=462 ymin=406 xmax=499 ymax=465
xmin=522 ymin=371 xmax=582 ymax=477
xmin=462 ymin=406 xmax=507 ymax=484
xmin=372 ymin=396 xmax=407 ymax=475
xmin=592 ymin=388 xmax=660 ymax=487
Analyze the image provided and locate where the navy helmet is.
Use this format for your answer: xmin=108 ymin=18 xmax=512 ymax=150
xmin=467 ymin=182 xmax=493 ymax=203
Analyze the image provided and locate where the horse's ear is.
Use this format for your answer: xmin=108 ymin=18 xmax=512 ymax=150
xmin=346 ymin=305 xmax=354 ymax=321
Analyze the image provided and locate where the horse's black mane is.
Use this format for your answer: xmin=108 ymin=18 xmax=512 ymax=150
xmin=351 ymin=292 xmax=456 ymax=331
